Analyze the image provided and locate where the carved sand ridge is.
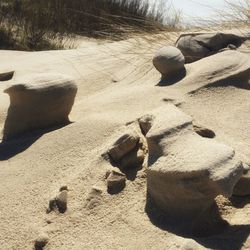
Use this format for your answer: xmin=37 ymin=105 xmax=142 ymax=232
xmin=146 ymin=105 xmax=244 ymax=233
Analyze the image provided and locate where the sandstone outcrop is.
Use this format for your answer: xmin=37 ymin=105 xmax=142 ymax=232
xmin=2 ymin=73 xmax=77 ymax=140
xmin=146 ymin=105 xmax=244 ymax=233
xmin=176 ymin=32 xmax=247 ymax=63
xmin=153 ymin=46 xmax=185 ymax=78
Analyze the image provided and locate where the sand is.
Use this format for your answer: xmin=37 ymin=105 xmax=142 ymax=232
xmin=0 ymin=32 xmax=249 ymax=250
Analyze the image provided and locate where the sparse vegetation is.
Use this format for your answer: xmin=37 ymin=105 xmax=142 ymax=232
xmin=224 ymin=0 xmax=250 ymax=24
xmin=211 ymin=0 xmax=250 ymax=29
xmin=0 ymin=0 xmax=177 ymax=51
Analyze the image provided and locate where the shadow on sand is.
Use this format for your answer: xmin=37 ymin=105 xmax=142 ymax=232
xmin=205 ymin=70 xmax=250 ymax=91
xmin=0 ymin=123 xmax=70 ymax=161
xmin=145 ymin=193 xmax=250 ymax=250
xmin=156 ymin=68 xmax=186 ymax=87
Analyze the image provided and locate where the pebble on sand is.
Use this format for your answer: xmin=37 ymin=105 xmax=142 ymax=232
xmin=106 ymin=170 xmax=126 ymax=194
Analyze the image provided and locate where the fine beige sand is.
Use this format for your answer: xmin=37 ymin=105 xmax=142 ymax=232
xmin=0 ymin=32 xmax=250 ymax=250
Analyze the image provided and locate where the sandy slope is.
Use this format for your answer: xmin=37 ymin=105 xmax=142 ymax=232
xmin=0 ymin=33 xmax=250 ymax=250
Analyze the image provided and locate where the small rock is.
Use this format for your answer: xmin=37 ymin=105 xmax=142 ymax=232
xmin=153 ymin=46 xmax=185 ymax=77
xmin=193 ymin=124 xmax=215 ymax=138
xmin=34 ymin=233 xmax=49 ymax=249
xmin=59 ymin=185 xmax=68 ymax=192
xmin=108 ymin=132 xmax=140 ymax=162
xmin=107 ymin=170 xmax=126 ymax=194
xmin=55 ymin=190 xmax=68 ymax=213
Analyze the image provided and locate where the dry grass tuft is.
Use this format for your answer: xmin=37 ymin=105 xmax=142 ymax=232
xmin=0 ymin=0 xmax=181 ymax=51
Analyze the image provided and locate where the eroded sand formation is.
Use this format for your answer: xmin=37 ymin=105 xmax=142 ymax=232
xmin=146 ymin=105 xmax=243 ymax=234
xmin=2 ymin=73 xmax=77 ymax=140
xmin=0 ymin=31 xmax=249 ymax=249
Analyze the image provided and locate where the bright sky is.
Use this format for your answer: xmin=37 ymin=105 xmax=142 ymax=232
xmin=172 ymin=0 xmax=226 ymax=16
xmin=168 ymin=0 xmax=240 ymax=23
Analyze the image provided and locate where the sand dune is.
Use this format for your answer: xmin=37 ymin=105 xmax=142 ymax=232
xmin=0 ymin=32 xmax=249 ymax=250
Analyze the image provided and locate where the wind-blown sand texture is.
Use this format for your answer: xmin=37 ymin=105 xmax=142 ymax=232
xmin=0 ymin=31 xmax=250 ymax=250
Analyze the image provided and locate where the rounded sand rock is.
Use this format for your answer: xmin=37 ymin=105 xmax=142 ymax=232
xmin=153 ymin=46 xmax=185 ymax=77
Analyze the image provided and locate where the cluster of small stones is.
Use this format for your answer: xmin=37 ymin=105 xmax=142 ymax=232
xmin=104 ymin=123 xmax=148 ymax=193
